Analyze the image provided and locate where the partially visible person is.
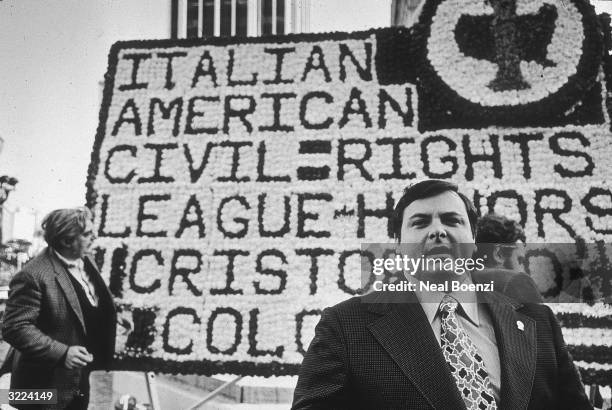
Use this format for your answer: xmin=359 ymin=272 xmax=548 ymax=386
xmin=2 ymin=207 xmax=116 ymax=410
xmin=475 ymin=213 xmax=526 ymax=271
xmin=474 ymin=213 xmax=542 ymax=303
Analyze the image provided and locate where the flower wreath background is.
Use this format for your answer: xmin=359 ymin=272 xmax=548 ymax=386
xmin=86 ymin=0 xmax=612 ymax=384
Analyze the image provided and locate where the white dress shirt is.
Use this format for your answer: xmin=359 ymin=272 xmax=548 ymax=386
xmin=54 ymin=249 xmax=99 ymax=307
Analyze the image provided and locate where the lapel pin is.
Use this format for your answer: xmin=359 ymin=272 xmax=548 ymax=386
xmin=516 ymin=320 xmax=524 ymax=331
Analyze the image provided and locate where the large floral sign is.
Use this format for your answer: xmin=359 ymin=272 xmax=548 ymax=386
xmin=87 ymin=0 xmax=611 ymax=383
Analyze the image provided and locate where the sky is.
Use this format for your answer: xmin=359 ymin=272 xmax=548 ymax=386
xmin=0 ymin=0 xmax=609 ymax=240
xmin=0 ymin=1 xmax=170 ymax=220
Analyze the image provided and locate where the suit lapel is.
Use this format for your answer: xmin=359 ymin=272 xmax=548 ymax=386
xmin=48 ymin=249 xmax=86 ymax=334
xmin=366 ymin=299 xmax=466 ymax=410
xmin=83 ymin=255 xmax=116 ymax=313
xmin=480 ymin=292 xmax=536 ymax=410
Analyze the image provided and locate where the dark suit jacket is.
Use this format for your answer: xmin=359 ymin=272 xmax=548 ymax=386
xmin=292 ymin=291 xmax=591 ymax=410
xmin=473 ymin=268 xmax=544 ymax=303
xmin=1 ymin=247 xmax=116 ymax=409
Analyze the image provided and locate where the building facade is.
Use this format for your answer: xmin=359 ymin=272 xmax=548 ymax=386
xmin=171 ymin=0 xmax=310 ymax=38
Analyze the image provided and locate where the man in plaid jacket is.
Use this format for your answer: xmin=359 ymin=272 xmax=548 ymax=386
xmin=2 ymin=207 xmax=116 ymax=410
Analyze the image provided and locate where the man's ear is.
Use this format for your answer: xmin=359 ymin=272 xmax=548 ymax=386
xmin=58 ymin=237 xmax=73 ymax=251
xmin=492 ymin=245 xmax=505 ymax=266
xmin=471 ymin=243 xmax=478 ymax=258
xmin=395 ymin=237 xmax=412 ymax=252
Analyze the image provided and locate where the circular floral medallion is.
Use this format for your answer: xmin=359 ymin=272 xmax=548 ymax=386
xmin=414 ymin=0 xmax=602 ymax=126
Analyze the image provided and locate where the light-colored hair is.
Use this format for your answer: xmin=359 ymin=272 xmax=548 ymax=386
xmin=41 ymin=207 xmax=92 ymax=250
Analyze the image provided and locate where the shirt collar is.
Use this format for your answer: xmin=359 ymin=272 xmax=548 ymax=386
xmin=410 ymin=272 xmax=480 ymax=327
xmin=53 ymin=248 xmax=83 ymax=270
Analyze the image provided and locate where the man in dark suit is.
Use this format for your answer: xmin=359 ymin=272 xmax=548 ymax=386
xmin=292 ymin=180 xmax=591 ymax=409
xmin=473 ymin=213 xmax=543 ymax=303
xmin=2 ymin=207 xmax=116 ymax=410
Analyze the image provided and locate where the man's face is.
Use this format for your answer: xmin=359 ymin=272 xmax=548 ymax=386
xmin=66 ymin=219 xmax=95 ymax=259
xmin=501 ymin=241 xmax=526 ymax=272
xmin=399 ymin=191 xmax=475 ymax=281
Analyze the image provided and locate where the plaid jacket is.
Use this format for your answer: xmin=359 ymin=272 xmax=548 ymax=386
xmin=2 ymin=247 xmax=116 ymax=409
xmin=292 ymin=291 xmax=592 ymax=410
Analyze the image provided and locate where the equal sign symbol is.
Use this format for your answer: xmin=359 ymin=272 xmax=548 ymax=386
xmin=297 ymin=140 xmax=332 ymax=180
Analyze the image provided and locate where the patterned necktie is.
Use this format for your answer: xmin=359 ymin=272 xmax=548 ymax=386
xmin=439 ymin=296 xmax=497 ymax=410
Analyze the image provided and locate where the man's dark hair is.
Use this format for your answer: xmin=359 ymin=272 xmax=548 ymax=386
xmin=41 ymin=207 xmax=92 ymax=251
xmin=475 ymin=213 xmax=526 ymax=267
xmin=389 ymin=179 xmax=479 ymax=241
xmin=475 ymin=213 xmax=526 ymax=244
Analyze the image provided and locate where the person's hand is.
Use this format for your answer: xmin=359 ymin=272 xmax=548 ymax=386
xmin=64 ymin=346 xmax=93 ymax=369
